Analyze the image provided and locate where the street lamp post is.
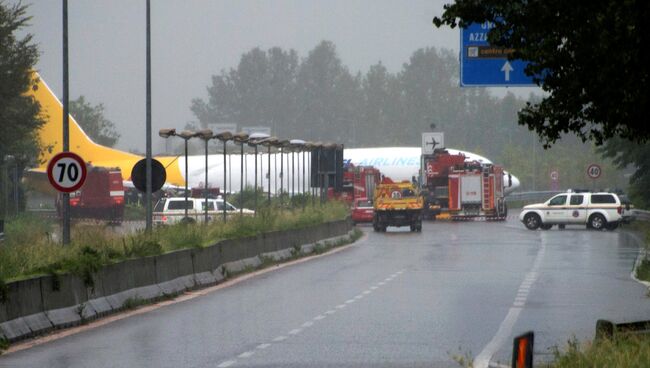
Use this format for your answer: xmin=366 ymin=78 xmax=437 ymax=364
xmin=159 ymin=129 xmax=199 ymax=222
xmin=261 ymin=137 xmax=279 ymax=206
xmin=289 ymin=139 xmax=305 ymax=207
xmin=214 ymin=131 xmax=233 ymax=222
xmin=278 ymin=140 xmax=289 ymax=206
xmin=233 ymin=132 xmax=249 ymax=215
xmin=248 ymin=133 xmax=270 ymax=215
xmin=196 ymin=129 xmax=214 ymax=223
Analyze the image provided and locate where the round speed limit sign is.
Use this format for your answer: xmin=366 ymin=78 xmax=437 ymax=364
xmin=587 ymin=164 xmax=602 ymax=179
xmin=47 ymin=152 xmax=87 ymax=192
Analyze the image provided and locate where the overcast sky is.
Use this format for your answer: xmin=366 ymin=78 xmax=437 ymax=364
xmin=18 ymin=1 xmax=536 ymax=152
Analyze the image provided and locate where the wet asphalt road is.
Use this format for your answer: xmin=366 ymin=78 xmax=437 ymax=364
xmin=1 ymin=213 xmax=647 ymax=367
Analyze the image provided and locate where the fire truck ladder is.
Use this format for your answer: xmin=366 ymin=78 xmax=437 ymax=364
xmin=482 ymin=166 xmax=491 ymax=210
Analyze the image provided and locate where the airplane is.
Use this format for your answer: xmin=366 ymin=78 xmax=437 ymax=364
xmin=28 ymin=74 xmax=520 ymax=195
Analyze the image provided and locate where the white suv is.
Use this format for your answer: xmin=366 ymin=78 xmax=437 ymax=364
xmin=153 ymin=197 xmax=254 ymax=225
xmin=519 ymin=191 xmax=623 ymax=230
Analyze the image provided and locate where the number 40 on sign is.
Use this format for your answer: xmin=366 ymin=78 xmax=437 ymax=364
xmin=47 ymin=152 xmax=87 ymax=193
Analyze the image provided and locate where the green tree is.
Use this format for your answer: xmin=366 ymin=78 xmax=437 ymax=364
xmin=599 ymin=140 xmax=650 ymax=208
xmin=434 ymin=0 xmax=650 ymax=147
xmin=69 ymin=95 xmax=119 ymax=147
xmin=0 ymin=2 xmax=43 ymax=215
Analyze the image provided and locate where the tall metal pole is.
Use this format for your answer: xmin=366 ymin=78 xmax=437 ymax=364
xmin=223 ymin=141 xmax=227 ymax=222
xmin=204 ymin=138 xmax=209 ymax=223
xmin=62 ymin=0 xmax=70 ymax=245
xmin=253 ymin=144 xmax=258 ymax=215
xmin=145 ymin=0 xmax=153 ymax=233
xmin=280 ymin=147 xmax=284 ymax=206
xmin=302 ymin=150 xmax=306 ymax=209
xmin=291 ymin=151 xmax=295 ymax=202
xmin=184 ymin=139 xmax=189 ymax=220
xmin=240 ymin=142 xmax=244 ymax=215
xmin=267 ymin=146 xmax=271 ymax=205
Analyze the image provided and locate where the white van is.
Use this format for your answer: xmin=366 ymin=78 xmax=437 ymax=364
xmin=153 ymin=197 xmax=254 ymax=225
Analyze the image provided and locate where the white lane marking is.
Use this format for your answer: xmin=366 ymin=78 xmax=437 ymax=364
xmin=474 ymin=307 xmax=523 ymax=368
xmin=474 ymin=238 xmax=546 ymax=368
xmin=218 ymin=270 xmax=408 ymax=366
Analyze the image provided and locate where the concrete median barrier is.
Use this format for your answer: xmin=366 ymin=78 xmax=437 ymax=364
xmin=0 ymin=219 xmax=352 ymax=342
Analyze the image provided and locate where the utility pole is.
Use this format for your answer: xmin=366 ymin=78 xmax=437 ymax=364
xmin=145 ymin=0 xmax=153 ymax=233
xmin=62 ymin=0 xmax=70 ymax=245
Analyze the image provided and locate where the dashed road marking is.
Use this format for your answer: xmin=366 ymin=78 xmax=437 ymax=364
xmin=474 ymin=239 xmax=546 ymax=368
xmin=217 ymin=270 xmax=406 ymax=367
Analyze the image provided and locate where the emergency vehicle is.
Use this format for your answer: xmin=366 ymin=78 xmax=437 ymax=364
xmin=57 ymin=165 xmax=125 ymax=223
xmin=421 ymin=149 xmax=507 ymax=221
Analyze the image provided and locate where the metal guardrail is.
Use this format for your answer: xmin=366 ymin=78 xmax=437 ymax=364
xmin=596 ymin=319 xmax=650 ymax=340
xmin=506 ymin=191 xmax=562 ymax=203
xmin=632 ymin=209 xmax=650 ymax=222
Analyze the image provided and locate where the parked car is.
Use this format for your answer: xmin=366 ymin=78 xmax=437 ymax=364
xmin=519 ymin=191 xmax=623 ymax=230
xmin=153 ymin=197 xmax=254 ymax=225
xmin=351 ymin=197 xmax=374 ymax=225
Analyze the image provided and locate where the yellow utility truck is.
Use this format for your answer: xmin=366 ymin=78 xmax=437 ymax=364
xmin=373 ymin=180 xmax=423 ymax=232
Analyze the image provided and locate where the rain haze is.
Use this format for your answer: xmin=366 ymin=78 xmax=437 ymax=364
xmin=19 ymin=0 xmax=470 ymax=152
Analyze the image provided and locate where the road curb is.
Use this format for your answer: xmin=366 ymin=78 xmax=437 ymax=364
xmin=626 ymin=230 xmax=650 ymax=288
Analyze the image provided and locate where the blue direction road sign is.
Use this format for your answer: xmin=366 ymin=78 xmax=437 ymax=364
xmin=460 ymin=22 xmax=536 ymax=87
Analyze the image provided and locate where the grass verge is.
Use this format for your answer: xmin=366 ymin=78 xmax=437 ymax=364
xmin=546 ymin=336 xmax=650 ymax=367
xmin=0 ymin=201 xmax=349 ymax=285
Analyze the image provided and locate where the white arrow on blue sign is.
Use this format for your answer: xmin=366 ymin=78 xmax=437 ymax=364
xmin=460 ymin=22 xmax=536 ymax=87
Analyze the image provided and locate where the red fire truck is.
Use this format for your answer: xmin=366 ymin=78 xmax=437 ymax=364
xmin=328 ymin=164 xmax=381 ymax=204
xmin=57 ymin=165 xmax=125 ymax=223
xmin=421 ymin=150 xmax=507 ymax=221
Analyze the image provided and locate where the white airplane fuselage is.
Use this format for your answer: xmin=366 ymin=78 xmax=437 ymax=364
xmin=177 ymin=147 xmax=520 ymax=195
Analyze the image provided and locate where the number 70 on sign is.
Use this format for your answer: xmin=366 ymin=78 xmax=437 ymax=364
xmin=46 ymin=152 xmax=88 ymax=193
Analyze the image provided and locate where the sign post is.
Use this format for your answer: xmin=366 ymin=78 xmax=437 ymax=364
xmin=47 ymin=152 xmax=87 ymax=245
xmin=550 ymin=170 xmax=559 ymax=191
xmin=587 ymin=164 xmax=602 ymax=191
xmin=460 ymin=22 xmax=536 ymax=87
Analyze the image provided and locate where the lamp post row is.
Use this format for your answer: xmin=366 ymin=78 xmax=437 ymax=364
xmin=158 ymin=129 xmax=324 ymax=222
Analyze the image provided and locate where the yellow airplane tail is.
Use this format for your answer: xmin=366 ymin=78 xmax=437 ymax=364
xmin=30 ymin=73 xmax=183 ymax=186
xmin=31 ymin=74 xmax=141 ymax=173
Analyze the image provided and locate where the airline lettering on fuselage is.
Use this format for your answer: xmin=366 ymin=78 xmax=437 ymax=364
xmin=356 ymin=157 xmax=419 ymax=166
